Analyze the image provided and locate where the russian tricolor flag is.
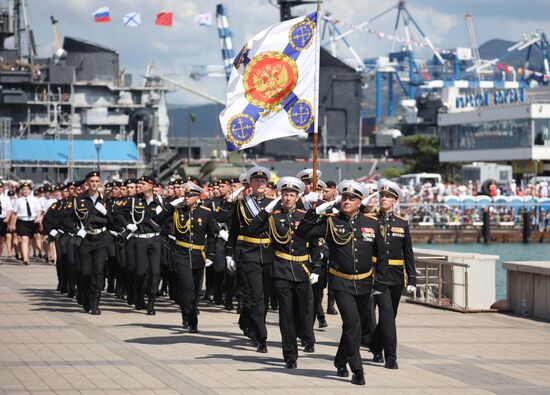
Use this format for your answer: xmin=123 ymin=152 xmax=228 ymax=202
xmin=93 ymin=7 xmax=111 ymax=23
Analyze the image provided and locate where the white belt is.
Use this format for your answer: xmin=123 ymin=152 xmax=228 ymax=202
xmin=109 ymin=230 xmax=118 ymax=236
xmin=134 ymin=232 xmax=160 ymax=239
xmin=168 ymin=235 xmax=176 ymax=241
xmin=86 ymin=227 xmax=107 ymax=235
xmin=17 ymin=217 xmax=36 ymax=222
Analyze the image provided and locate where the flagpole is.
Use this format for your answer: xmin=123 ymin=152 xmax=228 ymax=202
xmin=312 ymin=0 xmax=321 ymax=204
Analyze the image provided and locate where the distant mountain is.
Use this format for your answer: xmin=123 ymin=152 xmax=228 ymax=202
xmin=168 ymin=104 xmax=225 ymax=138
xmin=478 ymin=38 xmax=544 ymax=69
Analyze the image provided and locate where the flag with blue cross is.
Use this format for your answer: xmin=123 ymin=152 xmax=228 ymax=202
xmin=219 ymin=11 xmax=319 ymax=151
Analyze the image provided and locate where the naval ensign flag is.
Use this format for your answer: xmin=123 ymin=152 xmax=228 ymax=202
xmin=219 ymin=12 xmax=320 ymax=151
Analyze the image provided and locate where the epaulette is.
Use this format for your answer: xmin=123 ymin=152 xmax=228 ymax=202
xmin=296 ymin=209 xmax=306 ymax=213
xmin=394 ymin=214 xmax=407 ymax=221
xmin=200 ymin=205 xmax=211 ymax=211
xmin=323 ymin=213 xmax=335 ymax=217
xmin=364 ymin=213 xmax=378 ymax=219
xmin=272 ymin=210 xmax=281 ymax=215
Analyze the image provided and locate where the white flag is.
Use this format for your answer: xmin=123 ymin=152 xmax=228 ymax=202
xmin=122 ymin=11 xmax=141 ymax=27
xmin=219 ymin=11 xmax=319 ymax=151
xmin=194 ymin=12 xmax=213 ymax=26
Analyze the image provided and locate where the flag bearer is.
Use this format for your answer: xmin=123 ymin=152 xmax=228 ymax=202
xmin=227 ymin=166 xmax=274 ymax=353
xmin=297 ymin=180 xmax=388 ymax=386
xmin=368 ymin=179 xmax=416 ymax=369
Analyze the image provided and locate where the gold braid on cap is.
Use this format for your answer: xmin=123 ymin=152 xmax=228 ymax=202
xmin=268 ymin=215 xmax=292 ymax=245
xmin=173 ymin=209 xmax=191 ymax=234
xmin=327 ymin=216 xmax=354 ymax=245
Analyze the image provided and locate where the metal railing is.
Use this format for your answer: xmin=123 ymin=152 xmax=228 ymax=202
xmin=410 ymin=256 xmax=470 ymax=311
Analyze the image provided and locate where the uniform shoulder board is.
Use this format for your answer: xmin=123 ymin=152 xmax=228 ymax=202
xmin=200 ymin=205 xmax=212 ymax=211
xmin=271 ymin=210 xmax=281 ymax=215
xmin=394 ymin=214 xmax=408 ymax=221
xmin=364 ymin=213 xmax=378 ymax=219
xmin=323 ymin=213 xmax=335 ymax=217
xmin=51 ymin=203 xmax=57 ymax=209
xmin=296 ymin=209 xmax=306 ymax=213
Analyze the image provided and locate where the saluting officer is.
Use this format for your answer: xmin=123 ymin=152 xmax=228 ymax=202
xmin=228 ymin=166 xmax=274 ymax=353
xmin=297 ymin=180 xmax=388 ymax=386
xmin=369 ymin=179 xmax=416 ymax=370
xmin=152 ymin=182 xmax=219 ymax=333
xmin=73 ymin=171 xmax=113 ymax=315
xmin=118 ymin=175 xmax=164 ymax=315
xmin=247 ymin=176 xmax=318 ymax=368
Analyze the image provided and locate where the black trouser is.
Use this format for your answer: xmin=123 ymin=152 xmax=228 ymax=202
xmin=361 ymin=296 xmax=377 ymax=347
xmin=238 ymin=261 xmax=268 ymax=342
xmin=274 ymin=278 xmax=314 ymax=362
xmin=369 ymin=285 xmax=402 ymax=363
xmin=65 ymin=235 xmax=78 ymax=294
xmin=125 ymin=238 xmax=137 ymax=304
xmin=54 ymin=238 xmax=67 ymax=292
xmin=78 ymin=232 xmax=110 ymax=305
xmin=134 ymin=235 xmax=162 ymax=305
xmin=312 ymin=268 xmax=327 ymax=322
xmin=106 ymin=239 xmax=117 ymax=292
xmin=333 ymin=289 xmax=372 ymax=373
xmin=172 ymin=249 xmax=204 ymax=327
xmin=115 ymin=238 xmax=127 ymax=297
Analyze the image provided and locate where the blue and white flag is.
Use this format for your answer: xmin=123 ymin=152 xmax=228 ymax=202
xmin=219 ymin=12 xmax=319 ymax=151
xmin=123 ymin=11 xmax=141 ymax=27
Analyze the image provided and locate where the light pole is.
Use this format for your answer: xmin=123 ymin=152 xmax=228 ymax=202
xmin=187 ymin=112 xmax=196 ymax=164
xmin=149 ymin=139 xmax=162 ymax=178
xmin=93 ymin=138 xmax=104 ymax=172
xmin=137 ymin=142 xmax=146 ymax=178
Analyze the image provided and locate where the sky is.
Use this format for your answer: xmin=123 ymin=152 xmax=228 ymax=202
xmin=17 ymin=0 xmax=550 ymax=106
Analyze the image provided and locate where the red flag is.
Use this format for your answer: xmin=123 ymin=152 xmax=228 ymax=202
xmin=155 ymin=12 xmax=173 ymax=27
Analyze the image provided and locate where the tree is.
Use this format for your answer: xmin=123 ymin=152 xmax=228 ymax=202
xmin=382 ymin=167 xmax=404 ymax=180
xmin=400 ymin=135 xmax=460 ymax=182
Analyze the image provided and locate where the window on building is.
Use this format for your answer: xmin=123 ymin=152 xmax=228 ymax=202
xmin=534 ymin=119 xmax=550 ymax=146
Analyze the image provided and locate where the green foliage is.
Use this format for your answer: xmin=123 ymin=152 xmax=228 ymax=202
xmin=400 ymin=134 xmax=461 ymax=182
xmin=382 ymin=167 xmax=403 ymax=180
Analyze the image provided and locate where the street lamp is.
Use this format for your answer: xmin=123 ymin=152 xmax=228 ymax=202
xmin=137 ymin=142 xmax=147 ymax=177
xmin=93 ymin=138 xmax=104 ymax=172
xmin=188 ymin=112 xmax=196 ymax=164
xmin=149 ymin=139 xmax=162 ymax=178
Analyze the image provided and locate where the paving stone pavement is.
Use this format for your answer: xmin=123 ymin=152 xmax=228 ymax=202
xmin=1 ymin=257 xmax=550 ymax=395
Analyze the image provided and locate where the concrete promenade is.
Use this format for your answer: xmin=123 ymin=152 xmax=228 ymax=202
xmin=1 ymin=258 xmax=550 ymax=395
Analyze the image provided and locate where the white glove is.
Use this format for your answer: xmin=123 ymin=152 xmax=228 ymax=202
xmin=335 ymin=195 xmax=342 ymax=203
xmin=361 ymin=193 xmax=377 ymax=207
xmin=94 ymin=202 xmax=107 ymax=215
xmin=316 ymin=200 xmax=336 ymax=215
xmin=218 ymin=229 xmax=229 ymax=242
xmin=230 ymin=186 xmax=245 ymax=202
xmin=205 ymin=259 xmax=213 ymax=267
xmin=155 ymin=205 xmax=163 ymax=215
xmin=305 ymin=192 xmax=319 ymax=204
xmin=77 ymin=229 xmax=87 ymax=239
xmin=49 ymin=229 xmax=58 ymax=238
xmin=265 ymin=196 xmax=281 ymax=213
xmin=309 ymin=273 xmax=319 ymax=284
xmin=170 ymin=197 xmax=185 ymax=207
xmin=126 ymin=224 xmax=137 ymax=232
xmin=406 ymin=285 xmax=416 ymax=293
xmin=226 ymin=256 xmax=237 ymax=272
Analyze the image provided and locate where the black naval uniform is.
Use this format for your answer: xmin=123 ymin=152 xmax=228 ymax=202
xmin=42 ymin=200 xmax=64 ymax=291
xmin=154 ymin=202 xmax=219 ymax=331
xmin=212 ymin=197 xmax=236 ymax=309
xmin=247 ymin=206 xmax=317 ymax=364
xmin=108 ymin=195 xmax=128 ymax=300
xmin=229 ymin=194 xmax=274 ymax=349
xmin=369 ymin=210 xmax=416 ymax=366
xmin=117 ymin=193 xmax=164 ymax=314
xmin=57 ymin=196 xmax=79 ymax=299
xmin=297 ymin=209 xmax=387 ymax=377
xmin=73 ymin=192 xmax=113 ymax=315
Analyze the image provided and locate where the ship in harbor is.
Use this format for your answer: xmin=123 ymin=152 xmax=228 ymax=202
xmin=0 ymin=0 xmax=171 ymax=182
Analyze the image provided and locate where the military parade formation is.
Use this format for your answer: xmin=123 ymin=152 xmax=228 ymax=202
xmin=2 ymin=167 xmax=416 ymax=386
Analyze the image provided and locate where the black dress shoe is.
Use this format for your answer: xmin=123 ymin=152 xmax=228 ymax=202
xmin=223 ymin=304 xmax=233 ymax=311
xmin=303 ymin=343 xmax=315 ymax=353
xmin=351 ymin=370 xmax=366 ymax=386
xmin=188 ymin=325 xmax=198 ymax=333
xmin=372 ymin=353 xmax=384 ymax=363
xmin=256 ymin=341 xmax=268 ymax=353
xmin=385 ymin=360 xmax=399 ymax=369
xmin=91 ymin=307 xmax=101 ymax=316
xmin=285 ymin=359 xmax=297 ymax=369
xmin=336 ymin=366 xmax=349 ymax=377
xmin=326 ymin=307 xmax=338 ymax=315
xmin=146 ymin=307 xmax=156 ymax=315
xmin=318 ymin=318 xmax=328 ymax=328
xmin=135 ymin=301 xmax=146 ymax=310
xmin=182 ymin=320 xmax=189 ymax=329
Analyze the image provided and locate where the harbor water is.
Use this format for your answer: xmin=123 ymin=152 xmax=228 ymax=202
xmin=415 ymin=243 xmax=550 ymax=301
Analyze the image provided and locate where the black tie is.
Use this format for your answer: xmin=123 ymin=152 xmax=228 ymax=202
xmin=26 ymin=198 xmax=32 ymax=217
